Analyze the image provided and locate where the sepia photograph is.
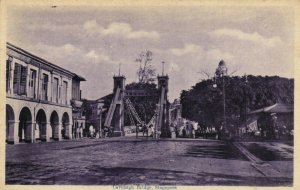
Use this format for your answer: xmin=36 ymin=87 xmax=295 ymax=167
xmin=1 ymin=0 xmax=299 ymax=188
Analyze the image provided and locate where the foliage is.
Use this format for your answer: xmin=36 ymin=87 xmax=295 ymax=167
xmin=180 ymin=75 xmax=294 ymax=129
xmin=124 ymin=82 xmax=158 ymax=126
xmin=135 ymin=50 xmax=156 ymax=83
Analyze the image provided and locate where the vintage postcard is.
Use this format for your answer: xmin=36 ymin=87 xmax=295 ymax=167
xmin=1 ymin=0 xmax=299 ymax=189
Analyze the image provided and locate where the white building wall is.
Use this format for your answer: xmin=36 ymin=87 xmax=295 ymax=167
xmin=6 ymin=44 xmax=81 ymax=144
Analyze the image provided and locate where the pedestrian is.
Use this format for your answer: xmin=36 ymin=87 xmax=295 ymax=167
xmin=182 ymin=126 xmax=186 ymax=138
xmin=79 ymin=126 xmax=83 ymax=139
xmin=74 ymin=126 xmax=78 ymax=139
xmin=89 ymin=125 xmax=94 ymax=138
xmin=77 ymin=127 xmax=80 ymax=138
xmin=142 ymin=124 xmax=147 ymax=137
xmin=149 ymin=125 xmax=154 ymax=137
xmin=104 ymin=126 xmax=109 ymax=138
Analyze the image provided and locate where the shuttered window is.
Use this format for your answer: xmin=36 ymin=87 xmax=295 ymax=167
xmin=6 ymin=58 xmax=12 ymax=92
xmin=27 ymin=69 xmax=36 ymax=98
xmin=13 ymin=63 xmax=21 ymax=94
xmin=13 ymin=63 xmax=27 ymax=95
xmin=53 ymin=77 xmax=59 ymax=103
xmin=41 ymin=74 xmax=48 ymax=101
xmin=62 ymin=81 xmax=68 ymax=104
xmin=20 ymin=66 xmax=27 ymax=95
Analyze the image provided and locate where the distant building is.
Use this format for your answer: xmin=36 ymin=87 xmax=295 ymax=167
xmin=71 ymin=74 xmax=86 ymax=139
xmin=85 ymin=94 xmax=111 ymax=136
xmin=5 ymin=43 xmax=85 ymax=144
xmin=89 ymin=98 xmax=105 ymax=131
xmin=248 ymin=103 xmax=293 ymax=139
xmin=169 ymin=99 xmax=182 ymax=125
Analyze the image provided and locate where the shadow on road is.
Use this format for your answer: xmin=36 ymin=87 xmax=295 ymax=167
xmin=183 ymin=142 xmax=248 ymax=161
xmin=6 ymin=163 xmax=292 ymax=186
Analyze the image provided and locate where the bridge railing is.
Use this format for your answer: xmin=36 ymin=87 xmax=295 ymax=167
xmin=104 ymin=87 xmax=120 ymax=127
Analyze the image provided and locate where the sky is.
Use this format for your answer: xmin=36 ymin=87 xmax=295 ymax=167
xmin=7 ymin=5 xmax=295 ymax=101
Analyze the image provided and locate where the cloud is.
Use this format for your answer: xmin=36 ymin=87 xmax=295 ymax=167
xmin=206 ymin=49 xmax=234 ymax=61
xmin=27 ymin=43 xmax=82 ymax=59
xmin=85 ymin=50 xmax=113 ymax=63
xmin=83 ymin=20 xmax=160 ymax=39
xmin=83 ymin=20 xmax=101 ymax=34
xmin=63 ymin=44 xmax=78 ymax=54
xmin=25 ymin=22 xmax=80 ymax=33
xmin=170 ymin=44 xmax=204 ymax=56
xmin=167 ymin=61 xmax=180 ymax=72
xmin=211 ymin=28 xmax=282 ymax=47
xmin=169 ymin=43 xmax=233 ymax=61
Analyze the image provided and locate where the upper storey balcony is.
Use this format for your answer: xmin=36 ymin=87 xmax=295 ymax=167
xmin=6 ymin=43 xmax=85 ymax=108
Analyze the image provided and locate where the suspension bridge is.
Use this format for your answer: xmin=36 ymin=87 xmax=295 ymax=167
xmin=104 ymin=74 xmax=170 ymax=138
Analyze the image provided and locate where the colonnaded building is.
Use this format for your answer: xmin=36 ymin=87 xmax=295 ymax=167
xmin=5 ymin=42 xmax=86 ymax=144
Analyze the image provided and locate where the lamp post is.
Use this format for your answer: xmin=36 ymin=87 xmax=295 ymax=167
xmin=141 ymin=105 xmax=147 ymax=136
xmin=244 ymin=74 xmax=248 ymax=125
xmin=222 ymin=73 xmax=226 ymax=131
xmin=97 ymin=103 xmax=104 ymax=138
xmin=214 ymin=60 xmax=228 ymax=132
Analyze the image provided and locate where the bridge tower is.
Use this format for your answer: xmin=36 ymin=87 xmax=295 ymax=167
xmin=104 ymin=75 xmax=125 ymax=137
xmin=156 ymin=75 xmax=170 ymax=138
xmin=113 ymin=75 xmax=125 ymax=136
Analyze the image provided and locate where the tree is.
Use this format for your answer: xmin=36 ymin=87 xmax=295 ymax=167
xmin=124 ymin=82 xmax=158 ymax=126
xmin=180 ymin=75 xmax=294 ymax=129
xmin=135 ymin=50 xmax=156 ymax=83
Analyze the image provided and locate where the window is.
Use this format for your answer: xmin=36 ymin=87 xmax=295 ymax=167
xmin=6 ymin=57 xmax=12 ymax=92
xmin=41 ymin=74 xmax=48 ymax=101
xmin=72 ymin=80 xmax=80 ymax=100
xmin=53 ymin=77 xmax=59 ymax=103
xmin=13 ymin=63 xmax=27 ymax=95
xmin=28 ymin=69 xmax=37 ymax=98
xmin=62 ymin=81 xmax=68 ymax=104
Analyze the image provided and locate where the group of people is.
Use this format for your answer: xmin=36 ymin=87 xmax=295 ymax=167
xmin=173 ymin=121 xmax=198 ymax=138
xmin=88 ymin=125 xmax=115 ymax=138
xmin=64 ymin=125 xmax=83 ymax=139
xmin=136 ymin=123 xmax=155 ymax=137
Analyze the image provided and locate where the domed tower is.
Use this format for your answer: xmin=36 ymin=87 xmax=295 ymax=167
xmin=215 ymin=60 xmax=228 ymax=78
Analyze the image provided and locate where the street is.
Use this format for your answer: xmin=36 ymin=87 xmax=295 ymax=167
xmin=6 ymin=137 xmax=293 ymax=186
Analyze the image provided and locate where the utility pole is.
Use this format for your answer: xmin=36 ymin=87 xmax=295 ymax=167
xmin=97 ymin=102 xmax=104 ymax=138
xmin=214 ymin=60 xmax=227 ymax=131
xmin=222 ymin=74 xmax=226 ymax=130
xmin=162 ymin=61 xmax=165 ymax=75
xmin=244 ymin=73 xmax=248 ymax=124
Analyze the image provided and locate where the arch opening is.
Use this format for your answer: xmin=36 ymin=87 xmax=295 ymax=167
xmin=50 ymin=111 xmax=60 ymax=140
xmin=62 ymin=112 xmax=70 ymax=139
xmin=36 ymin=109 xmax=47 ymax=141
xmin=19 ymin=107 xmax=32 ymax=143
xmin=6 ymin=105 xmax=15 ymax=144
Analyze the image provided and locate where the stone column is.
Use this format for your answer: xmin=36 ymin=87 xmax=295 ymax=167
xmin=39 ymin=122 xmax=47 ymax=141
xmin=58 ymin=123 xmax=62 ymax=141
xmin=65 ymin=123 xmax=72 ymax=139
xmin=25 ymin=122 xmax=34 ymax=143
xmin=53 ymin=122 xmax=61 ymax=141
xmin=45 ymin=122 xmax=51 ymax=142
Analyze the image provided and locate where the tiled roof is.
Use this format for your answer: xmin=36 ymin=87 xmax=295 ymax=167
xmin=250 ymin=103 xmax=293 ymax=114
